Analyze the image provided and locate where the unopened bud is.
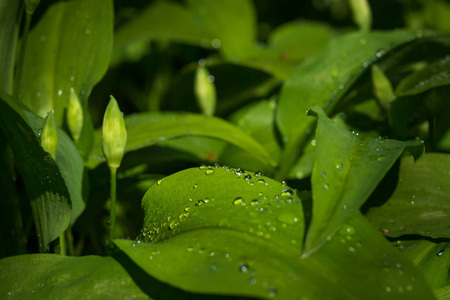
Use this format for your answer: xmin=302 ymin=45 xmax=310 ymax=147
xmin=67 ymin=88 xmax=83 ymax=143
xmin=194 ymin=66 xmax=216 ymax=117
xmin=102 ymin=96 xmax=127 ymax=169
xmin=40 ymin=110 xmax=58 ymax=159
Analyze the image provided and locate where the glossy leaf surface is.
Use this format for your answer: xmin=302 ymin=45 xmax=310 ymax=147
xmin=114 ymin=203 xmax=434 ymax=299
xmin=366 ymin=153 xmax=450 ymax=238
xmin=0 ymin=254 xmax=149 ymax=299
xmin=305 ymin=107 xmax=423 ymax=254
xmin=87 ymin=112 xmax=275 ymax=169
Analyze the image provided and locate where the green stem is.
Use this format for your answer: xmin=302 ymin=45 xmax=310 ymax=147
xmin=59 ymin=232 xmax=66 ymax=256
xmin=109 ymin=167 xmax=117 ymax=241
xmin=13 ymin=12 xmax=32 ymax=98
xmin=66 ymin=228 xmax=75 ymax=256
xmin=30 ymin=199 xmax=45 ymax=253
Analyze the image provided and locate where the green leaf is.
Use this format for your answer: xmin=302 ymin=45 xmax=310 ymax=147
xmin=0 ymin=96 xmax=71 ymax=250
xmin=0 ymin=254 xmax=149 ymax=299
xmin=113 ymin=210 xmax=434 ymax=299
xmin=140 ymin=166 xmax=304 ymax=248
xmin=396 ymin=56 xmax=450 ymax=96
xmin=366 ymin=153 xmax=450 ymax=239
xmin=348 ymin=0 xmax=372 ymax=31
xmin=18 ymin=0 xmax=113 ymax=158
xmin=275 ymin=30 xmax=430 ymax=180
xmin=0 ymin=0 xmax=21 ymax=93
xmin=393 ymin=239 xmax=450 ymax=290
xmin=24 ymin=111 xmax=85 ymax=226
xmin=304 ymin=106 xmax=423 ymax=255
xmin=86 ymin=112 xmax=276 ymax=169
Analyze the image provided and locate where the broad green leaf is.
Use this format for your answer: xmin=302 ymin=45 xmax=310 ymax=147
xmin=185 ymin=0 xmax=256 ymax=59
xmin=113 ymin=211 xmax=434 ymax=299
xmin=275 ymin=30 xmax=430 ymax=180
xmin=396 ymin=56 xmax=450 ymax=96
xmin=113 ymin=0 xmax=256 ymax=64
xmin=140 ymin=167 xmax=304 ymax=251
xmin=0 ymin=0 xmax=21 ymax=93
xmin=304 ymin=106 xmax=423 ymax=255
xmin=0 ymin=254 xmax=149 ymax=299
xmin=0 ymin=96 xmax=71 ymax=250
xmin=86 ymin=112 xmax=276 ymax=169
xmin=112 ymin=1 xmax=214 ymax=66
xmin=243 ymin=21 xmax=333 ymax=80
xmin=366 ymin=154 xmax=450 ymax=238
xmin=25 ymin=111 xmax=85 ymax=226
xmin=18 ymin=0 xmax=113 ymax=158
xmin=393 ymin=239 xmax=450 ymax=290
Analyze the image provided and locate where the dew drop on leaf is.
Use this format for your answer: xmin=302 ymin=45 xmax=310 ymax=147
xmin=233 ymin=197 xmax=246 ymax=206
xmin=205 ymin=169 xmax=214 ymax=175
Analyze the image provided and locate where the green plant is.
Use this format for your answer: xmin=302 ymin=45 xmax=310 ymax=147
xmin=1 ymin=0 xmax=450 ymax=299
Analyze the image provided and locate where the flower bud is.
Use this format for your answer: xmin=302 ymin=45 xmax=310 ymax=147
xmin=194 ymin=66 xmax=216 ymax=117
xmin=102 ymin=96 xmax=127 ymax=169
xmin=67 ymin=88 xmax=83 ymax=143
xmin=40 ymin=110 xmax=58 ymax=159
xmin=371 ymin=65 xmax=395 ymax=111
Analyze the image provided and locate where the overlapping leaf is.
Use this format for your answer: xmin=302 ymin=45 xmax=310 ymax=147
xmin=18 ymin=0 xmax=113 ymax=158
xmin=366 ymin=153 xmax=450 ymax=238
xmin=112 ymin=167 xmax=434 ymax=299
xmin=0 ymin=96 xmax=71 ymax=250
xmin=304 ymin=107 xmax=423 ymax=255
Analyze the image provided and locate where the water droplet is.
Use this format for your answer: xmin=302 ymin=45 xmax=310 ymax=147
xmin=193 ymin=184 xmax=198 ymax=189
xmin=211 ymin=38 xmax=221 ymax=48
xmin=209 ymin=251 xmax=215 ymax=257
xmin=156 ymin=179 xmax=163 ymax=186
xmin=250 ymin=199 xmax=259 ymax=206
xmin=205 ymin=169 xmax=214 ymax=175
xmin=233 ymin=197 xmax=246 ymax=206
xmin=277 ymin=212 xmax=298 ymax=224
xmin=268 ymin=286 xmax=277 ymax=298
xmin=57 ymin=90 xmax=62 ymax=96
xmin=437 ymin=249 xmax=445 ymax=257
xmin=239 ymin=263 xmax=249 ymax=273
xmin=244 ymin=174 xmax=251 ymax=180
xmin=348 ymin=246 xmax=356 ymax=253
xmin=281 ymin=188 xmax=294 ymax=197
xmin=321 ymin=172 xmax=326 ymax=178
xmin=257 ymin=179 xmax=266 ymax=184
xmin=377 ymin=155 xmax=386 ymax=161
xmin=335 ymin=162 xmax=343 ymax=171
xmin=323 ymin=183 xmax=329 ymax=190
xmin=198 ymin=58 xmax=206 ymax=67
xmin=248 ymin=278 xmax=257 ymax=285
xmin=254 ymin=170 xmax=262 ymax=177
xmin=199 ymin=165 xmax=207 ymax=170
xmin=187 ymin=246 xmax=194 ymax=252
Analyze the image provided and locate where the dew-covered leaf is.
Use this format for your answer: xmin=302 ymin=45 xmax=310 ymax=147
xmin=0 ymin=254 xmax=149 ymax=299
xmin=304 ymin=106 xmax=423 ymax=255
xmin=24 ymin=110 xmax=85 ymax=226
xmin=392 ymin=239 xmax=450 ymax=291
xmin=112 ymin=211 xmax=434 ymax=299
xmin=0 ymin=96 xmax=71 ymax=250
xmin=366 ymin=153 xmax=450 ymax=239
xmin=86 ymin=112 xmax=276 ymax=169
xmin=18 ymin=0 xmax=112 ymax=158
xmin=139 ymin=166 xmax=303 ymax=251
